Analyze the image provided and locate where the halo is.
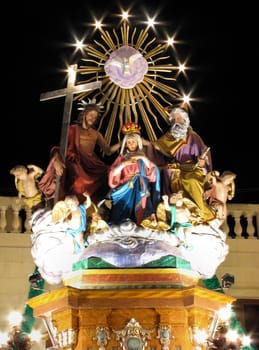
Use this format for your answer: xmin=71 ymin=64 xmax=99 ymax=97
xmin=77 ymin=98 xmax=104 ymax=112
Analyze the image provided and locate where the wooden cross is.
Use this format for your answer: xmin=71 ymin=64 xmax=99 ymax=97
xmin=40 ymin=64 xmax=101 ymax=203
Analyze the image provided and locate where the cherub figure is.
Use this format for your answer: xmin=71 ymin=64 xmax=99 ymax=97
xmin=52 ymin=192 xmax=92 ymax=254
xmin=10 ymin=164 xmax=45 ymax=211
xmin=87 ymin=212 xmax=109 ymax=234
xmin=203 ymin=170 xmax=237 ymax=223
xmin=140 ymin=212 xmax=171 ymax=231
xmin=158 ymin=190 xmax=200 ymax=248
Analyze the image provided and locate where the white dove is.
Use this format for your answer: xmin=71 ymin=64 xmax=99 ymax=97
xmin=107 ymin=52 xmax=142 ymax=75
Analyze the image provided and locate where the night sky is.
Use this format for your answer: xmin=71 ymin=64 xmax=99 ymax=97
xmin=2 ymin=1 xmax=258 ymax=203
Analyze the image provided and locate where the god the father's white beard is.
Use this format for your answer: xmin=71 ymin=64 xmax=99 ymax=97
xmin=169 ymin=122 xmax=188 ymax=140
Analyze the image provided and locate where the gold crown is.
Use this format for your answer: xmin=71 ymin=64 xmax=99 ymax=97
xmin=121 ymin=122 xmax=141 ymax=135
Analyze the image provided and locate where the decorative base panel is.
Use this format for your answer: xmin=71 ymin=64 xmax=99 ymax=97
xmin=63 ymin=267 xmax=200 ymax=289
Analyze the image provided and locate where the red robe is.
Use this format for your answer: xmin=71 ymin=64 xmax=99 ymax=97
xmin=39 ymin=124 xmax=112 ymax=204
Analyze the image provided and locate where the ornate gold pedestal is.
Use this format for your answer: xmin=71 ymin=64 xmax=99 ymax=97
xmin=27 ymin=269 xmax=235 ymax=349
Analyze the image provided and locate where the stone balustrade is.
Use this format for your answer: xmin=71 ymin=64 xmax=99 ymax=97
xmin=0 ymin=196 xmax=258 ymax=239
xmin=0 ymin=197 xmax=32 ymax=234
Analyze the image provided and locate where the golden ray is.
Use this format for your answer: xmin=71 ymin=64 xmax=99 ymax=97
xmin=144 ymin=44 xmax=166 ymax=59
xmin=134 ymin=27 xmax=149 ymax=50
xmin=133 ymin=87 xmax=157 ymax=140
xmin=124 ymin=90 xmax=131 ymax=123
xmin=130 ymin=27 xmax=137 ymax=47
xmin=93 ymin=40 xmax=110 ymax=55
xmin=134 ymin=86 xmax=164 ymax=135
xmin=100 ymin=30 xmax=117 ymax=51
xmin=129 ymin=89 xmax=138 ymax=119
xmin=112 ymin=28 xmax=121 ymax=48
xmin=83 ymin=45 xmax=107 ymax=61
xmin=121 ymin=22 xmax=129 ymax=46
xmin=142 ymin=37 xmax=156 ymax=52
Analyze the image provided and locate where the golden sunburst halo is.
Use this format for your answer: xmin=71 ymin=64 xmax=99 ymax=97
xmin=74 ymin=13 xmax=185 ymax=144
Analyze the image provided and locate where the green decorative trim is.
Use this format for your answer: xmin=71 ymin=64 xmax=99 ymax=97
xmin=72 ymin=256 xmax=191 ymax=271
xmin=21 ymin=266 xmax=45 ymax=334
xmin=202 ymin=274 xmax=224 ymax=293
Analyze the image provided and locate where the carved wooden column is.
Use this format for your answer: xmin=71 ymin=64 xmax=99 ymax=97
xmin=27 ymin=270 xmax=235 ymax=350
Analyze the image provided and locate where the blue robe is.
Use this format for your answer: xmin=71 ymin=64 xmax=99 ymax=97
xmin=109 ymin=159 xmax=160 ymax=225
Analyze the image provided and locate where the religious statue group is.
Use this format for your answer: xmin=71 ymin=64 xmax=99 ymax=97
xmin=10 ymin=100 xmax=236 ymax=284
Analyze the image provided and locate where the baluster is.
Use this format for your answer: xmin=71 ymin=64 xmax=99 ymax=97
xmin=220 ymin=220 xmax=228 ymax=235
xmin=10 ymin=198 xmax=23 ymax=233
xmin=0 ymin=205 xmax=8 ymax=232
xmin=245 ymin=213 xmax=255 ymax=238
xmin=23 ymin=206 xmax=32 ymax=233
xmin=255 ymin=212 xmax=259 ymax=239
xmin=231 ymin=211 xmax=242 ymax=238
